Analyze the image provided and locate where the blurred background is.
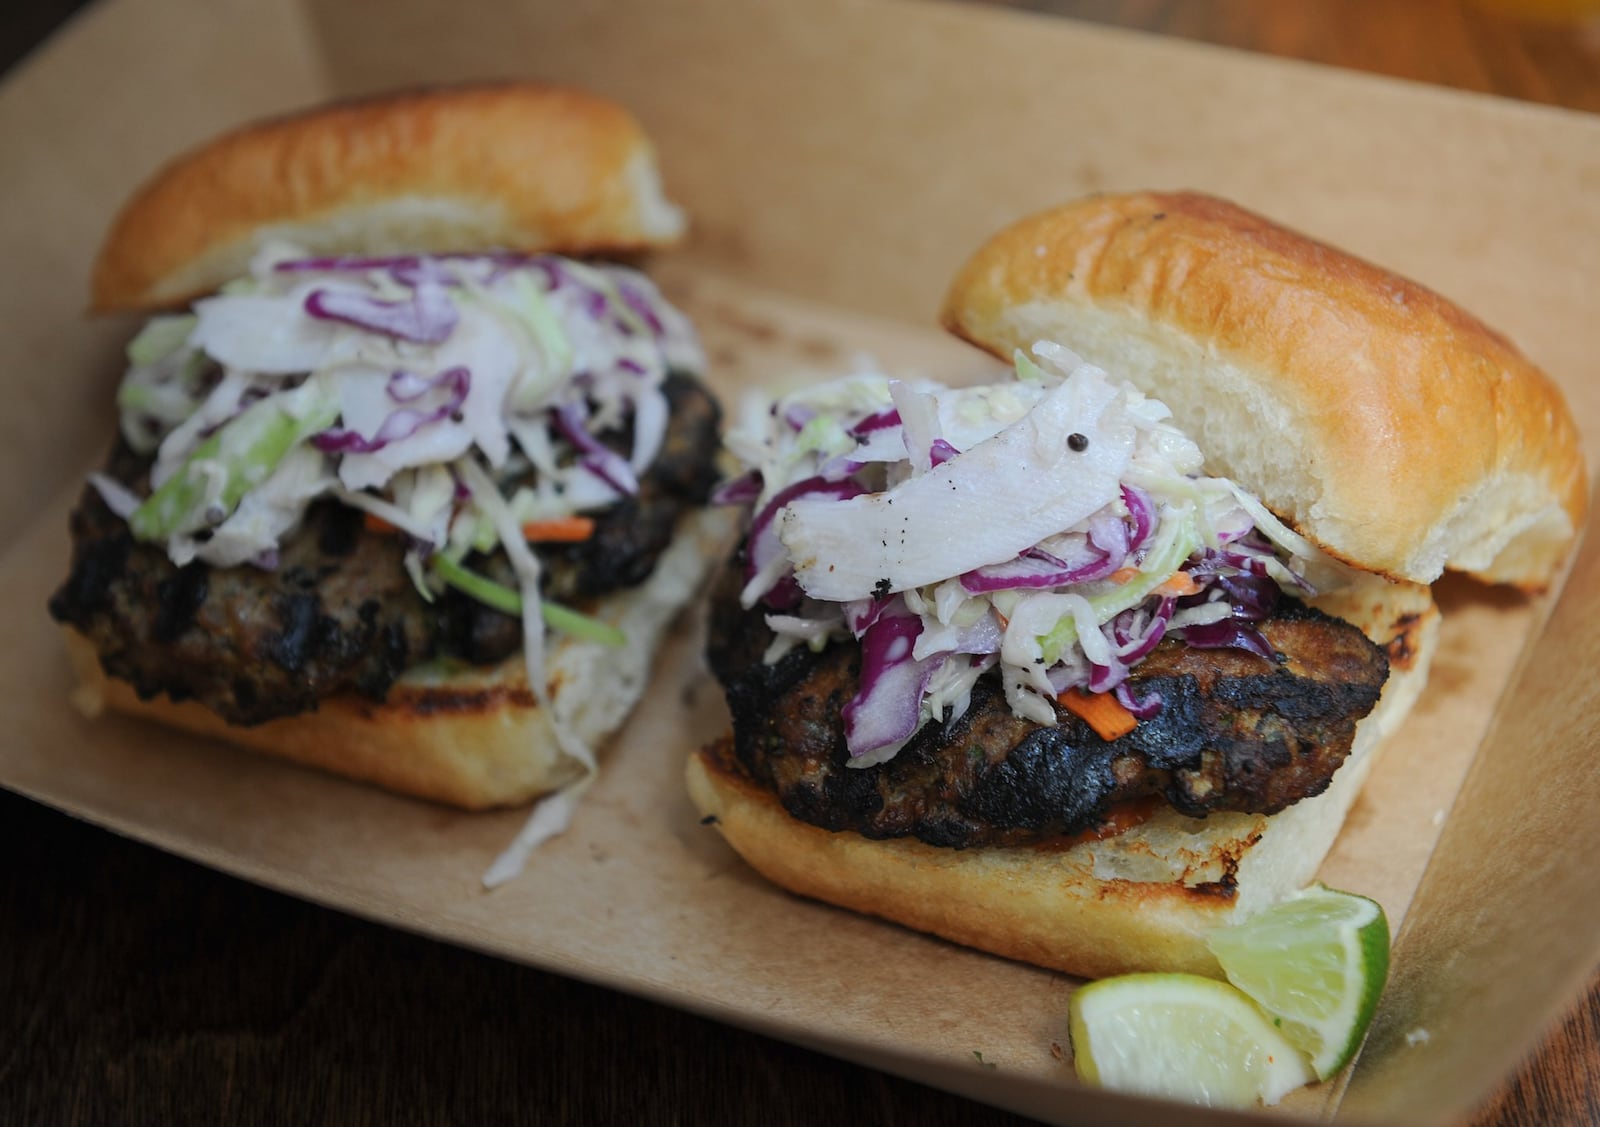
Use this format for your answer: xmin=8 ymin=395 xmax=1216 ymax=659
xmin=17 ymin=0 xmax=1599 ymax=115
xmin=972 ymin=0 xmax=1600 ymax=112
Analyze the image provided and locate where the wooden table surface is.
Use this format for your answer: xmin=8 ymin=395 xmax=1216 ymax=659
xmin=4 ymin=2 xmax=1598 ymax=1124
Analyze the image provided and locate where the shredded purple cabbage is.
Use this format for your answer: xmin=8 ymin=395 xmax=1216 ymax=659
xmin=1191 ymin=533 xmax=1316 ymax=595
xmin=616 ymin=280 xmax=666 ymax=337
xmin=304 ymin=280 xmax=458 ymax=344
xmin=312 ymin=367 xmax=471 ymax=455
xmin=1088 ymin=661 xmax=1126 ymax=694
xmin=386 ymin=368 xmax=449 ymax=404
xmin=845 ymin=596 xmax=888 ymax=637
xmin=1114 ymin=682 xmax=1164 ymax=720
xmin=841 ymin=611 xmax=942 ymax=755
xmin=1121 ymin=484 xmax=1154 ymax=552
xmin=1174 ymin=619 xmax=1277 ymax=662
xmin=711 ymin=471 xmax=763 ymax=506
xmin=553 ymin=401 xmax=639 ymax=496
xmin=929 ymin=438 xmax=961 ymax=467
xmin=960 ymin=531 xmax=1123 ymax=593
xmin=1203 ymin=573 xmax=1280 ymax=620
xmin=849 ymin=407 xmax=901 ymax=437
xmin=389 ymin=257 xmax=460 ymax=289
xmin=1111 ymin=597 xmax=1176 ymax=665
xmin=275 ymin=253 xmax=429 ymax=273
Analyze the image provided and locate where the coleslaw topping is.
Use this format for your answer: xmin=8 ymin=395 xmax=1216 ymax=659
xmin=723 ymin=343 xmax=1348 ymax=767
xmin=107 ymin=244 xmax=704 ymax=879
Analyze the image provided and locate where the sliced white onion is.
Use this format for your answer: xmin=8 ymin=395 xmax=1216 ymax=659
xmin=779 ymin=366 xmax=1134 ymax=601
xmin=889 ymin=380 xmax=939 ymax=474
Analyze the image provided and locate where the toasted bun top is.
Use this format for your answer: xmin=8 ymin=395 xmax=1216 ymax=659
xmin=940 ymin=191 xmax=1587 ymax=589
xmin=92 ymin=83 xmax=687 ymax=312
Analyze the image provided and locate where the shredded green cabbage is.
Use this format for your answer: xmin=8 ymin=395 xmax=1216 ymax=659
xmin=433 ymin=554 xmax=628 ymax=647
xmin=125 ymin=315 xmax=197 ymax=367
xmin=474 ymin=272 xmax=572 ymax=411
xmin=433 ymin=554 xmax=522 ymax=615
xmin=130 ymin=380 xmax=339 ymax=541
xmin=1037 ymin=508 xmax=1199 ymax=663
xmin=1013 ymin=348 xmax=1047 ymax=383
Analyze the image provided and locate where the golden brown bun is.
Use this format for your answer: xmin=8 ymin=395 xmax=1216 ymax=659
xmin=68 ymin=507 xmax=732 ymax=810
xmin=92 ymin=83 xmax=687 ymax=313
xmin=689 ymin=577 xmax=1437 ymax=978
xmin=940 ymin=191 xmax=1587 ymax=591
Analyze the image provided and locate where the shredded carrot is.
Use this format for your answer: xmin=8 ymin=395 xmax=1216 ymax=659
xmin=1057 ymin=688 xmax=1139 ymax=742
xmin=364 ymin=512 xmax=397 ymax=534
xmin=521 ymin=516 xmax=596 ymax=543
xmin=1153 ymin=571 xmax=1202 ymax=598
xmin=1109 ymin=566 xmax=1201 ymax=598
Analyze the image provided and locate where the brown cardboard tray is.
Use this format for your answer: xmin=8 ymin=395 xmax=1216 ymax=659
xmin=2 ymin=1 xmax=1598 ymax=1123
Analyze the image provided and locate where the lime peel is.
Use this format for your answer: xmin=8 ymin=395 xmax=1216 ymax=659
xmin=1206 ymin=884 xmax=1391 ymax=1081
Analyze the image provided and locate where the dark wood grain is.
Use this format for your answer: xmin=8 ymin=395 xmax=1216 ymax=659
xmin=0 ymin=788 xmax=1038 ymax=1127
xmin=1469 ymin=964 xmax=1600 ymax=1126
xmin=4 ymin=3 xmax=1599 ymax=1125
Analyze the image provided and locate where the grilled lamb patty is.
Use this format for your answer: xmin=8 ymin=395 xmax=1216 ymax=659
xmin=50 ymin=372 xmax=721 ymax=725
xmin=706 ymin=559 xmax=1389 ymax=848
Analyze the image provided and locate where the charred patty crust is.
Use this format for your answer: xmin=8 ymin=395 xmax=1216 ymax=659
xmin=706 ymin=560 xmax=1389 ymax=848
xmin=51 ymin=372 xmax=721 ymax=725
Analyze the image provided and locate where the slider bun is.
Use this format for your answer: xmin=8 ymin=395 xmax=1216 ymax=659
xmin=940 ymin=191 xmax=1587 ymax=590
xmin=689 ymin=577 xmax=1437 ymax=978
xmin=92 ymin=83 xmax=687 ymax=313
xmin=67 ymin=507 xmax=731 ymax=810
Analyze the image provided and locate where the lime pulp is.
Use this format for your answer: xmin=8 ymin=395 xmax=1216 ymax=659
xmin=1206 ymin=884 xmax=1391 ymax=1080
xmin=1069 ymin=972 xmax=1316 ymax=1108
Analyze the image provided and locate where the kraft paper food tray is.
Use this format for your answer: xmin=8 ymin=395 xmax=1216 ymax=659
xmin=2 ymin=0 xmax=1597 ymax=1122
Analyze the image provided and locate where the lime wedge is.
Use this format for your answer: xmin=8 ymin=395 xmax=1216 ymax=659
xmin=1069 ymin=973 xmax=1315 ymax=1108
xmin=1206 ymin=884 xmax=1391 ymax=1080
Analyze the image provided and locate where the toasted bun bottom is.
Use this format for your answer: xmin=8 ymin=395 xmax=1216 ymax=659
xmin=66 ymin=506 xmax=733 ymax=810
xmin=687 ymin=576 xmax=1437 ymax=978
